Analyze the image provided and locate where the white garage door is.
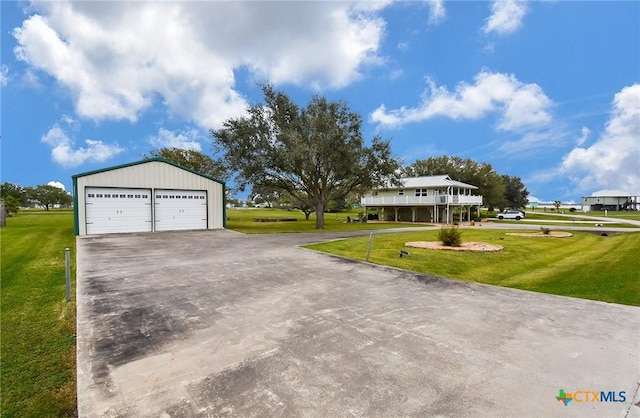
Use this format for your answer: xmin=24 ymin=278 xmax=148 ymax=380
xmin=154 ymin=189 xmax=207 ymax=231
xmin=85 ymin=188 xmax=152 ymax=234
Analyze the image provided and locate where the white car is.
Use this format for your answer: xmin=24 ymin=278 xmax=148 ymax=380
xmin=496 ymin=210 xmax=525 ymax=220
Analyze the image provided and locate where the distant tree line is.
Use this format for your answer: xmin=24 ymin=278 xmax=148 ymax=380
xmin=1 ymin=182 xmax=73 ymax=215
xmin=404 ymin=155 xmax=529 ymax=211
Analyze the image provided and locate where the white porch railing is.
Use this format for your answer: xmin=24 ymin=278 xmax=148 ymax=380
xmin=361 ymin=195 xmax=483 ymax=206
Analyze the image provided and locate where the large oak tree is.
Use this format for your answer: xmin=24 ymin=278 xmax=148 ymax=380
xmin=27 ymin=185 xmax=73 ymax=211
xmin=211 ymin=85 xmax=401 ymax=229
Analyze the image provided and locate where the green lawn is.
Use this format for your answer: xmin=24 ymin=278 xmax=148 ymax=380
xmin=305 ymin=229 xmax=640 ymax=306
xmin=523 ymin=210 xmax=640 ymax=221
xmin=226 ymin=207 xmax=418 ymax=233
xmin=1 ymin=210 xmax=77 ymax=417
xmin=482 ymin=210 xmax=638 ymax=227
xmin=580 ymin=210 xmax=640 ymax=220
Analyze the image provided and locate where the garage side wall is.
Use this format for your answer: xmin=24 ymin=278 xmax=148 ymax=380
xmin=75 ymin=161 xmax=224 ymax=235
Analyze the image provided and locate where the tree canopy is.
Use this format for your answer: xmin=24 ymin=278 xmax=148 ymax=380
xmin=1 ymin=182 xmax=28 ymax=207
xmin=211 ymin=85 xmax=401 ymax=229
xmin=143 ymin=147 xmax=228 ymax=180
xmin=404 ymin=155 xmax=528 ymax=210
xmin=27 ymin=185 xmax=73 ymax=211
xmin=501 ymin=175 xmax=529 ymax=209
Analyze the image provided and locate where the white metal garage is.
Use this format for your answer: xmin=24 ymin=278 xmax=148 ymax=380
xmin=73 ymin=159 xmax=226 ymax=235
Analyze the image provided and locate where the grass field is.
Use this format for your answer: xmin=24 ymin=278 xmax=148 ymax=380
xmin=1 ymin=210 xmax=77 ymax=417
xmin=578 ymin=210 xmax=640 ymax=220
xmin=305 ymin=228 xmax=640 ymax=306
xmin=226 ymin=207 xmax=417 ymax=233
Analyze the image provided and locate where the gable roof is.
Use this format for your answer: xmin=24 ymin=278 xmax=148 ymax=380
xmin=385 ymin=175 xmax=478 ymax=190
xmin=71 ymin=158 xmax=225 ymax=185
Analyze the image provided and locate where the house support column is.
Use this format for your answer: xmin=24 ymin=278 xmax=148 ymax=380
xmin=411 ymin=207 xmax=416 ymax=222
xmin=394 ymin=207 xmax=399 ymax=222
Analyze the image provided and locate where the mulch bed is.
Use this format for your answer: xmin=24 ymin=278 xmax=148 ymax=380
xmin=505 ymin=231 xmax=573 ymax=238
xmin=405 ymin=241 xmax=504 ymax=252
xmin=253 ymin=218 xmax=298 ymax=222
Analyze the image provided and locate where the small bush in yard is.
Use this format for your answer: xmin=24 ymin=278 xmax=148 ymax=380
xmin=439 ymin=225 xmax=462 ymax=247
xmin=540 ymin=227 xmax=551 ymax=235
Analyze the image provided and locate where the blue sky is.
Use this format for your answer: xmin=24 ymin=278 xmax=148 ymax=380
xmin=2 ymin=1 xmax=639 ymax=202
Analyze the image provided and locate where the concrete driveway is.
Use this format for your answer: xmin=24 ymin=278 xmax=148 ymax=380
xmin=76 ymin=229 xmax=640 ymax=417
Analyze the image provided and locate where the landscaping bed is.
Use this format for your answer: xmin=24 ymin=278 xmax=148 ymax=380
xmin=505 ymin=231 xmax=573 ymax=238
xmin=253 ymin=217 xmax=298 ymax=222
xmin=406 ymin=241 xmax=503 ymax=252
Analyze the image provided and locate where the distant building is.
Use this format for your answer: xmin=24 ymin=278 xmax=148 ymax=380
xmin=581 ymin=192 xmax=639 ymax=211
xmin=528 ymin=201 xmax=582 ymax=211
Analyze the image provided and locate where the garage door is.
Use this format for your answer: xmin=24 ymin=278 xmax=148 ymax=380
xmin=154 ymin=189 xmax=207 ymax=231
xmin=85 ymin=188 xmax=152 ymax=234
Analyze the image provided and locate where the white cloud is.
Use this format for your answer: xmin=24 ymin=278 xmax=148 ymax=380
xmin=576 ymin=126 xmax=590 ymax=146
xmin=498 ymin=128 xmax=565 ymax=157
xmin=388 ymin=69 xmax=404 ymax=81
xmin=561 ymin=84 xmax=640 ymax=195
xmin=12 ymin=1 xmax=388 ymax=128
xmin=483 ymin=0 xmax=528 ymax=35
xmin=47 ymin=181 xmax=66 ymax=191
xmin=149 ymin=128 xmax=202 ymax=152
xmin=371 ymin=70 xmax=552 ymax=131
xmin=0 ymin=65 xmax=8 ymax=86
xmin=427 ymin=0 xmax=446 ymax=24
xmin=41 ymin=117 xmax=124 ymax=167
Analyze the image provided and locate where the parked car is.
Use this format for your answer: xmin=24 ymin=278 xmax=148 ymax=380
xmin=496 ymin=210 xmax=525 ymax=220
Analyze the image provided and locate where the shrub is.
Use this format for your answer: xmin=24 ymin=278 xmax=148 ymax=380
xmin=439 ymin=225 xmax=462 ymax=247
xmin=540 ymin=227 xmax=551 ymax=235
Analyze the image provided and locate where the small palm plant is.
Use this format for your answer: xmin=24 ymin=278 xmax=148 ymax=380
xmin=554 ymin=200 xmax=562 ymax=212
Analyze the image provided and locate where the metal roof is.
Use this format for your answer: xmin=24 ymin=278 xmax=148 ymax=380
xmin=390 ymin=175 xmax=478 ymax=190
xmin=71 ymin=158 xmax=225 ymax=185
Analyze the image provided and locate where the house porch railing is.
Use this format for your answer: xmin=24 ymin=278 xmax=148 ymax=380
xmin=361 ymin=195 xmax=483 ymax=206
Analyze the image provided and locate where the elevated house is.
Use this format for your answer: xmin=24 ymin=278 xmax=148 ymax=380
xmin=581 ymin=192 xmax=640 ymax=211
xmin=361 ymin=175 xmax=483 ymax=223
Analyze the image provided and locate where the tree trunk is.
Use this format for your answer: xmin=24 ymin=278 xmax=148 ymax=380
xmin=315 ymin=200 xmax=325 ymax=229
xmin=304 ymin=211 xmax=311 ymax=220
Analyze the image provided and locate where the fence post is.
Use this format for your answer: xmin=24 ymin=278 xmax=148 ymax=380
xmin=65 ymin=248 xmax=71 ymax=302
xmin=366 ymin=232 xmax=373 ymax=262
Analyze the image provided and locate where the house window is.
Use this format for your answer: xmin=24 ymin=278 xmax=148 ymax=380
xmin=415 ymin=189 xmax=428 ymax=197
xmin=398 ymin=189 xmax=404 ymax=196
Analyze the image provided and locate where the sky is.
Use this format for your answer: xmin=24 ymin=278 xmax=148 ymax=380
xmin=1 ymin=0 xmax=639 ymax=203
